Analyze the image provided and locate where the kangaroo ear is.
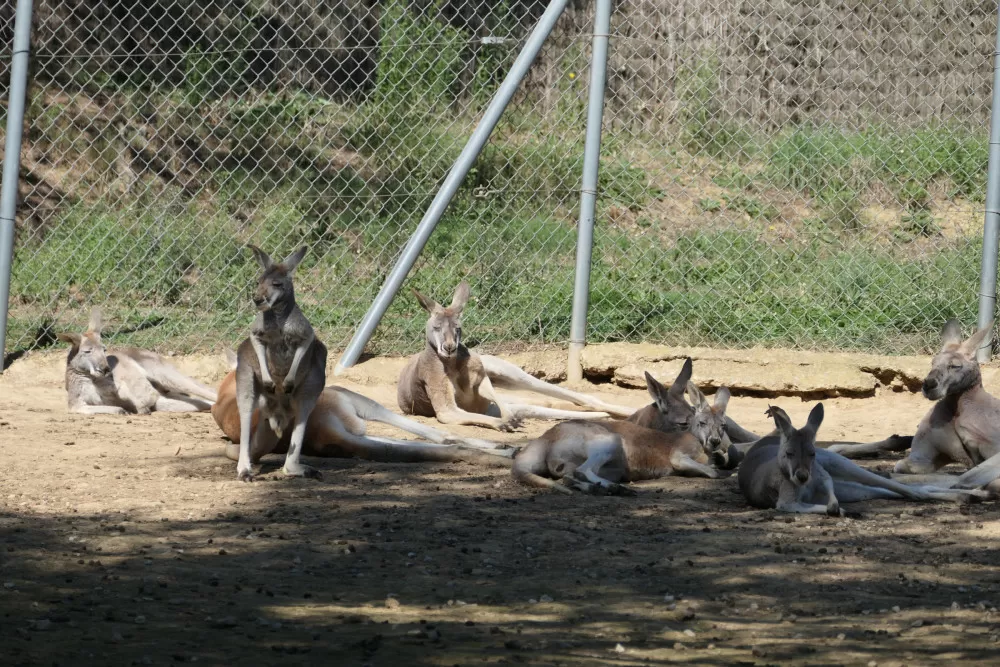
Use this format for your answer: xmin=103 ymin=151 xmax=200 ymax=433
xmin=766 ymin=404 xmax=794 ymax=437
xmin=87 ymin=307 xmax=103 ymax=334
xmin=412 ymin=288 xmax=440 ymax=313
xmin=959 ymin=321 xmax=993 ymax=358
xmin=644 ymin=371 xmax=668 ymax=406
xmin=686 ymin=381 xmax=709 ymax=410
xmin=450 ymin=281 xmax=471 ymax=313
xmin=713 ymin=386 xmax=731 ymax=413
xmin=57 ymin=332 xmax=82 ymax=347
xmin=248 ymin=244 xmax=272 ymax=271
xmin=223 ymin=349 xmax=238 ymax=370
xmin=940 ymin=319 xmax=964 ymax=348
xmin=282 ymin=246 xmax=308 ymax=273
xmin=668 ymin=357 xmax=693 ymax=398
xmin=805 ymin=402 xmax=825 ymax=434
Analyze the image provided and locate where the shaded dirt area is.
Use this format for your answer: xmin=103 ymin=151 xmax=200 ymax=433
xmin=2 ymin=347 xmax=1000 ymax=667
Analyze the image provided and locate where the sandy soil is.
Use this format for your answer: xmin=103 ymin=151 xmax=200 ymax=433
xmin=2 ymin=348 xmax=1000 ymax=667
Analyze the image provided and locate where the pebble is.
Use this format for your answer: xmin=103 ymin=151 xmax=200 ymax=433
xmin=539 ymin=595 xmax=553 ymax=603
xmin=683 ymin=629 xmax=695 ymax=637
xmin=134 ymin=615 xmax=146 ymax=625
xmin=614 ymin=643 xmax=626 ymax=653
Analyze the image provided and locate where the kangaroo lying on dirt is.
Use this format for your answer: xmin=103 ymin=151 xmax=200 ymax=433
xmin=397 ymin=281 xmax=635 ymax=432
xmin=737 ymin=403 xmax=984 ymax=516
xmin=233 ymin=246 xmax=326 ymax=481
xmin=627 ymin=357 xmax=904 ymax=462
xmin=827 ymin=320 xmax=1000 ymax=488
xmin=511 ymin=378 xmax=733 ymax=494
xmin=57 ymin=307 xmax=216 ymax=415
xmin=213 ymin=353 xmax=512 ymax=466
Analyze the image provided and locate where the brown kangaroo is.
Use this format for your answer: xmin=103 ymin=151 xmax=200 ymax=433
xmin=511 ymin=379 xmax=733 ymax=495
xmin=397 ymin=281 xmax=634 ymax=431
xmin=212 ymin=358 xmax=511 ymax=468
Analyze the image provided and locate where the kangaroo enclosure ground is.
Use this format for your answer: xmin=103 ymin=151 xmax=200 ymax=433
xmin=2 ymin=347 xmax=1000 ymax=667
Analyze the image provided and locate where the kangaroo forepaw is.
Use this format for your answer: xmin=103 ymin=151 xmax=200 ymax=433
xmin=261 ymin=377 xmax=276 ymax=392
xmin=497 ymin=417 xmax=523 ymax=433
xmin=236 ymin=466 xmax=255 ymax=482
xmin=826 ymin=503 xmax=843 ymax=517
xmin=282 ymin=379 xmax=296 ymax=394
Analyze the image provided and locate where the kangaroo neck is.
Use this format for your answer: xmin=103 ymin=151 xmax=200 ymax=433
xmin=266 ymin=298 xmax=296 ymax=322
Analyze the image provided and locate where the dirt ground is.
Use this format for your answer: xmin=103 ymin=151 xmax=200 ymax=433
xmin=2 ymin=347 xmax=1000 ymax=667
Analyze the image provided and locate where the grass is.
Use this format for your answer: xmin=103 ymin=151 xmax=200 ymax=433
xmin=5 ymin=13 xmax=990 ymax=358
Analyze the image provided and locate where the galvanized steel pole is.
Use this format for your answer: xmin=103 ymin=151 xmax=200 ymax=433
xmin=567 ymin=0 xmax=611 ymax=382
xmin=334 ymin=0 xmax=570 ymax=374
xmin=0 ymin=0 xmax=34 ymax=369
xmin=976 ymin=2 xmax=1000 ymax=362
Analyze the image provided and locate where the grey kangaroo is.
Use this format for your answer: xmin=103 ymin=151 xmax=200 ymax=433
xmin=511 ymin=379 xmax=734 ymax=495
xmin=57 ymin=307 xmax=216 ymax=414
xmin=234 ymin=245 xmax=326 ymax=481
xmin=737 ymin=404 xmax=984 ymax=516
xmin=826 ymin=319 xmax=1000 ymax=490
xmin=397 ymin=281 xmax=634 ymax=431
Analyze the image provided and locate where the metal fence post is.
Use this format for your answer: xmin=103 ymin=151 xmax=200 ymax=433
xmin=977 ymin=2 xmax=1000 ymax=362
xmin=566 ymin=0 xmax=611 ymax=382
xmin=0 ymin=0 xmax=34 ymax=369
xmin=334 ymin=0 xmax=570 ymax=374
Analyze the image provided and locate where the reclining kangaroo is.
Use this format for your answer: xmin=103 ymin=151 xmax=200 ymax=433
xmin=57 ymin=307 xmax=217 ymax=414
xmin=214 ymin=353 xmax=512 ymax=467
xmin=826 ymin=320 xmax=1000 ymax=490
xmin=397 ymin=281 xmax=635 ymax=431
xmin=737 ymin=404 xmax=983 ymax=516
xmin=233 ymin=245 xmax=326 ymax=481
xmin=627 ymin=357 xmax=904 ymax=461
xmin=511 ymin=378 xmax=734 ymax=495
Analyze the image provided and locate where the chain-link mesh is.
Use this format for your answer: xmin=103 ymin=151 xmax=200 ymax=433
xmin=2 ymin=0 xmax=994 ymax=357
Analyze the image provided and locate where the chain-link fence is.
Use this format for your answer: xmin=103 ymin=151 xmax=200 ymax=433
xmin=1 ymin=0 xmax=995 ymax=359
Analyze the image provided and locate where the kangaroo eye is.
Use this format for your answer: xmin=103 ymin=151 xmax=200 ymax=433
xmin=271 ymin=281 xmax=282 ymax=288
xmin=949 ymin=364 xmax=962 ymax=369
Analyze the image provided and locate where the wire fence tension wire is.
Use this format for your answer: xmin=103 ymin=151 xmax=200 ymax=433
xmin=0 ymin=0 xmax=35 ymax=369
xmin=567 ymin=0 xmax=612 ymax=382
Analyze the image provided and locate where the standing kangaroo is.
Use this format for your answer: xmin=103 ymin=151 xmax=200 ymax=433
xmin=234 ymin=245 xmax=325 ymax=481
xmin=397 ymin=281 xmax=634 ymax=431
xmin=57 ymin=307 xmax=216 ymax=414
xmin=738 ymin=404 xmax=982 ymax=516
xmin=511 ymin=379 xmax=734 ymax=495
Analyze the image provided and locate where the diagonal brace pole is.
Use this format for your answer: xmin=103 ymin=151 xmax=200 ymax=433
xmin=335 ymin=0 xmax=571 ymax=374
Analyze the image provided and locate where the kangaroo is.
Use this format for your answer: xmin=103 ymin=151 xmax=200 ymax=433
xmin=738 ymin=404 xmax=983 ymax=516
xmin=57 ymin=307 xmax=217 ymax=415
xmin=511 ymin=380 xmax=733 ymax=495
xmin=397 ymin=281 xmax=635 ymax=432
xmin=625 ymin=357 xmax=903 ymax=464
xmin=825 ymin=319 xmax=1000 ymax=482
xmin=233 ymin=245 xmax=326 ymax=482
xmin=212 ymin=361 xmax=511 ymax=467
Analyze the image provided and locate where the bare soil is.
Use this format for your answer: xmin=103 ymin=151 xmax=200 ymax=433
xmin=2 ymin=348 xmax=1000 ymax=667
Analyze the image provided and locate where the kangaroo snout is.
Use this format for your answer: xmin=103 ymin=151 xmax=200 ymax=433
xmin=709 ymin=435 xmax=723 ymax=448
xmin=921 ymin=376 xmax=943 ymax=399
xmin=794 ymin=468 xmax=810 ymax=484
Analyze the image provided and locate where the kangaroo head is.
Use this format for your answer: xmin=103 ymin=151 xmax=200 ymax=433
xmin=922 ymin=319 xmax=992 ymax=401
xmin=641 ymin=358 xmax=696 ymax=431
xmin=57 ymin=307 xmax=111 ymax=379
xmin=413 ymin=281 xmax=470 ymax=359
xmin=686 ymin=381 xmax=732 ymax=461
xmin=770 ymin=403 xmax=823 ymax=486
xmin=249 ymin=245 xmax=307 ymax=312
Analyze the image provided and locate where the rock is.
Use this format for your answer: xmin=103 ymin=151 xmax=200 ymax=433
xmin=539 ymin=595 xmax=554 ymax=603
xmin=385 ymin=597 xmax=401 ymax=610
xmin=614 ymin=643 xmax=626 ymax=653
